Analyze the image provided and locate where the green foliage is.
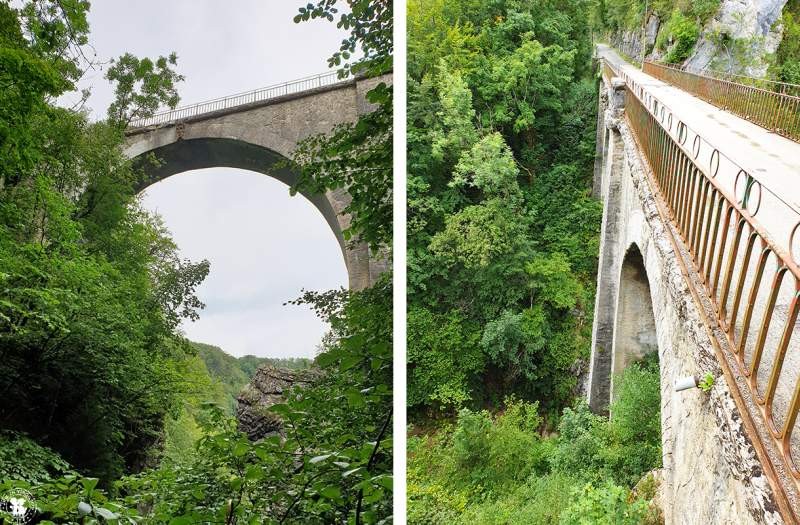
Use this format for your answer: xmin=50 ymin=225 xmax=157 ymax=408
xmin=453 ymin=399 xmax=549 ymax=487
xmin=2 ymin=0 xmax=392 ymax=521
xmin=459 ymin=472 xmax=578 ymax=524
xmin=0 ymin=0 xmax=207 ymax=482
xmin=293 ymin=0 xmax=392 ymax=78
xmin=559 ymin=482 xmax=649 ymax=525
xmin=699 ymin=371 xmax=715 ymax=392
xmin=407 ymin=306 xmax=483 ymax=409
xmin=552 ymin=358 xmax=662 ymax=486
xmin=659 ymin=11 xmax=700 ymax=63
xmin=118 ymin=277 xmax=393 ymax=524
xmin=105 ymin=52 xmax=184 ymax=125
xmin=0 ymin=432 xmax=72 ymax=484
xmin=407 ymin=0 xmax=601 ymax=419
xmin=1 ymin=474 xmax=140 ymax=523
xmin=408 ymin=379 xmax=661 ymax=523
xmin=772 ymin=0 xmax=800 ymax=83
xmin=289 ymin=0 xmax=393 ymax=252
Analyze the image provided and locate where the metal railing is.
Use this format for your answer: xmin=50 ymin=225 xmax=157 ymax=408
xmin=643 ymin=61 xmax=800 ymax=143
xmin=602 ymin=59 xmax=616 ymax=83
xmin=128 ymin=70 xmax=344 ymax=129
xmin=604 ymin=56 xmax=800 ymax=519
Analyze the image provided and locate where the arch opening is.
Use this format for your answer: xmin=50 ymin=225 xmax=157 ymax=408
xmin=131 ymin=137 xmax=347 ymax=261
xmin=139 ymin=166 xmax=348 ymax=359
xmin=611 ymin=243 xmax=659 ymax=400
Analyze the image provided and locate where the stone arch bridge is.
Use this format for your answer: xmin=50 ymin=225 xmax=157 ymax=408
xmin=124 ymin=71 xmax=392 ymax=291
xmin=589 ymin=44 xmax=800 ymax=524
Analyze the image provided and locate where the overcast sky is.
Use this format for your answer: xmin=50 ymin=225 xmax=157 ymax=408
xmin=80 ymin=2 xmax=350 ymax=358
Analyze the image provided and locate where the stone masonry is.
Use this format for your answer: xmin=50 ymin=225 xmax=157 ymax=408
xmin=124 ymin=74 xmax=392 ymax=290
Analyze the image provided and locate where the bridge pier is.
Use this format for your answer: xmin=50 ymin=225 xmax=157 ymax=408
xmin=588 ymin=77 xmax=628 ymax=413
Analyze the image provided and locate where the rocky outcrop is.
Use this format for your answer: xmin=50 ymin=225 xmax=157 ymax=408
xmin=686 ymin=0 xmax=787 ymax=75
xmin=611 ymin=0 xmax=788 ymax=76
xmin=236 ymin=366 xmax=319 ymax=441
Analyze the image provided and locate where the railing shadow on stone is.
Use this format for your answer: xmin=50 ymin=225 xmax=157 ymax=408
xmin=603 ymin=56 xmax=800 ymax=521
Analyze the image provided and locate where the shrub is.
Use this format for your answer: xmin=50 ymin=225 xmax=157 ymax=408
xmin=452 ymin=408 xmax=493 ymax=475
xmin=606 ymin=356 xmax=662 ymax=486
xmin=552 ymin=402 xmax=610 ymax=480
xmin=453 ymin=398 xmax=551 ymax=489
xmin=407 ymin=433 xmax=472 ymax=524
xmin=407 ymin=306 xmax=484 ymax=411
xmin=687 ymin=0 xmax=721 ymax=24
xmin=559 ymin=482 xmax=649 ymax=525
xmin=0 ymin=432 xmax=72 ymax=483
xmin=460 ymin=472 xmax=579 ymax=524
xmin=553 ymin=357 xmax=661 ymax=486
xmin=773 ymin=1 xmax=800 ymax=82
xmin=661 ymin=11 xmax=700 ymax=63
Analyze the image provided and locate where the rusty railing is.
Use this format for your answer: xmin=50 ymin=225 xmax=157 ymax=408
xmin=128 ymin=70 xmax=343 ymax=129
xmin=602 ymin=59 xmax=616 ymax=83
xmin=643 ymin=61 xmax=800 ymax=143
xmin=604 ymin=56 xmax=800 ymax=519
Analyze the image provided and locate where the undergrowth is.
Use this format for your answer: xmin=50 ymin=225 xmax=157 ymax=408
xmin=407 ymin=357 xmax=663 ymax=524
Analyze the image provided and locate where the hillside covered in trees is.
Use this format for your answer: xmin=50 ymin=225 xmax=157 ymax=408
xmin=406 ymin=0 xmax=663 ymax=522
xmin=0 ymin=0 xmax=393 ymax=523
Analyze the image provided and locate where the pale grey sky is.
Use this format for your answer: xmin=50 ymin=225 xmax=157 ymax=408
xmin=80 ymin=2 xmax=350 ymax=358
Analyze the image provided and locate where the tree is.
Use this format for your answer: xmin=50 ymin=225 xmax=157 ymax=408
xmin=0 ymin=0 xmax=208 ymax=481
xmin=407 ymin=0 xmax=601 ymax=416
xmin=288 ymin=0 xmax=393 ymax=252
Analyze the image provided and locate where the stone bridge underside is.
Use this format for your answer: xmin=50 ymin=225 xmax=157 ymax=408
xmin=587 ymin=76 xmax=784 ymax=524
xmin=124 ymin=74 xmax=392 ymax=290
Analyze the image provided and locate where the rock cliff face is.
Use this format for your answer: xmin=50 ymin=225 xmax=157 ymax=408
xmin=236 ymin=366 xmax=319 ymax=441
xmin=613 ymin=0 xmax=788 ymax=75
xmin=686 ymin=0 xmax=787 ymax=75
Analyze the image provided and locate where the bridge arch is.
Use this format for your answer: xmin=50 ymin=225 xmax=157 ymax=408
xmin=610 ymin=243 xmax=659 ymax=400
xmin=130 ymin=136 xmax=348 ymax=261
xmin=123 ymin=74 xmax=392 ymax=290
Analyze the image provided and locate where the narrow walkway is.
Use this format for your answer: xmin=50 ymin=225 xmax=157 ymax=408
xmin=597 ymin=44 xmax=800 ymax=255
xmin=598 ymin=45 xmax=800 ymax=179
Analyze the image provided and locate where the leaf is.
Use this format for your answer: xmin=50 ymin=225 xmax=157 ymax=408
xmin=245 ymin=465 xmax=264 ymax=481
xmin=81 ymin=478 xmax=98 ymax=494
xmin=344 ymin=388 xmax=366 ymax=407
xmin=340 ymin=355 xmax=363 ymax=371
xmin=95 ymin=507 xmax=118 ymax=520
xmin=319 ymin=486 xmax=341 ymax=500
xmin=310 ymin=454 xmax=332 ymax=464
xmin=233 ymin=441 xmax=250 ymax=457
xmin=342 ymin=467 xmax=364 ymax=478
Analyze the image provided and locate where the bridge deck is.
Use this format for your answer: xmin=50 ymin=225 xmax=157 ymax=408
xmin=599 ymin=47 xmax=800 ymax=190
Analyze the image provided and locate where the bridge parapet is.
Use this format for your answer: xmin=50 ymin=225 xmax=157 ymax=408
xmin=127 ymin=71 xmax=345 ymax=130
xmin=642 ymin=61 xmax=800 ymax=143
xmin=594 ymin=53 xmax=800 ymax=522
